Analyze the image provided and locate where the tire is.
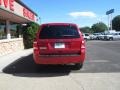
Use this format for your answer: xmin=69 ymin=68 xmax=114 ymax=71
xmin=74 ymin=63 xmax=83 ymax=70
xmin=97 ymin=37 xmax=99 ymax=40
xmin=109 ymin=37 xmax=113 ymax=41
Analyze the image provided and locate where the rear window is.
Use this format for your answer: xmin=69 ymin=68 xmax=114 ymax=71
xmin=85 ymin=34 xmax=89 ymax=36
xmin=39 ymin=25 xmax=80 ymax=39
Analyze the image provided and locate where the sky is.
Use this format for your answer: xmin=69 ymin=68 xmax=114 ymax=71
xmin=23 ymin=0 xmax=120 ymax=27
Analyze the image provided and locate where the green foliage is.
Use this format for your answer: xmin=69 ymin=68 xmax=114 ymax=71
xmin=22 ymin=22 xmax=39 ymax=49
xmin=112 ymin=15 xmax=120 ymax=31
xmin=80 ymin=26 xmax=93 ymax=33
xmin=91 ymin=22 xmax=107 ymax=33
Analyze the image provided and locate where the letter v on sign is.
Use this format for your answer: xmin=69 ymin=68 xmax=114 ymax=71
xmin=3 ymin=0 xmax=9 ymax=8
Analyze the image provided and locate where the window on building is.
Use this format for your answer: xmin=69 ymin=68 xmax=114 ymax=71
xmin=10 ymin=22 xmax=22 ymax=38
xmin=0 ymin=20 xmax=7 ymax=40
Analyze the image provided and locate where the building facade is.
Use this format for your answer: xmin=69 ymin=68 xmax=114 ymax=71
xmin=0 ymin=0 xmax=38 ymax=56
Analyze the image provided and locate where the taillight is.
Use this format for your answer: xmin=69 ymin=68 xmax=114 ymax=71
xmin=81 ymin=40 xmax=85 ymax=49
xmin=33 ymin=41 xmax=39 ymax=55
xmin=33 ymin=41 xmax=38 ymax=50
xmin=81 ymin=40 xmax=85 ymax=53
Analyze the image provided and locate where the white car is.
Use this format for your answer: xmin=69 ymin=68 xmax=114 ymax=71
xmin=89 ymin=34 xmax=95 ymax=40
xmin=104 ymin=32 xmax=120 ymax=40
xmin=93 ymin=33 xmax=101 ymax=40
xmin=83 ymin=33 xmax=90 ymax=40
xmin=98 ymin=33 xmax=106 ymax=40
xmin=114 ymin=32 xmax=120 ymax=40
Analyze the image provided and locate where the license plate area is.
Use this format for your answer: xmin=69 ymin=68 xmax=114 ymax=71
xmin=54 ymin=43 xmax=65 ymax=49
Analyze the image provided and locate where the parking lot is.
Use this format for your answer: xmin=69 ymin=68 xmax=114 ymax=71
xmin=0 ymin=40 xmax=120 ymax=90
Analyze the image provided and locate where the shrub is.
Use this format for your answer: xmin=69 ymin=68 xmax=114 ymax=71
xmin=22 ymin=22 xmax=39 ymax=49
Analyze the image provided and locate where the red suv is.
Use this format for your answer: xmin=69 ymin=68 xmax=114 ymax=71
xmin=33 ymin=23 xmax=85 ymax=69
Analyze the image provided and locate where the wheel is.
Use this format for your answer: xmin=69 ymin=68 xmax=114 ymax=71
xmin=74 ymin=63 xmax=83 ymax=70
xmin=97 ymin=37 xmax=99 ymax=40
xmin=109 ymin=37 xmax=113 ymax=41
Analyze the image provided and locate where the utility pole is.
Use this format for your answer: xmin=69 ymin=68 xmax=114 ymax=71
xmin=110 ymin=13 xmax=113 ymax=30
xmin=108 ymin=14 xmax=110 ymax=30
xmin=106 ymin=9 xmax=114 ymax=30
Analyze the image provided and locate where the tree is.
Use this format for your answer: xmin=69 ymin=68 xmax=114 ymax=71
xmin=112 ymin=15 xmax=120 ymax=31
xmin=91 ymin=22 xmax=107 ymax=33
xmin=22 ymin=22 xmax=39 ymax=49
xmin=80 ymin=26 xmax=93 ymax=33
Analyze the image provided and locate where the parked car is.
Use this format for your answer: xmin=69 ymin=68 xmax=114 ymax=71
xmin=83 ymin=33 xmax=90 ymax=40
xmin=89 ymin=34 xmax=95 ymax=40
xmin=104 ymin=32 xmax=120 ymax=40
xmin=33 ymin=23 xmax=86 ymax=70
xmin=104 ymin=33 xmax=114 ymax=40
xmin=98 ymin=33 xmax=106 ymax=40
xmin=93 ymin=33 xmax=101 ymax=40
xmin=115 ymin=32 xmax=120 ymax=40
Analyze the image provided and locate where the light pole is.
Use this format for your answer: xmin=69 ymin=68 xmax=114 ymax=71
xmin=107 ymin=14 xmax=110 ymax=30
xmin=106 ymin=9 xmax=114 ymax=30
xmin=110 ymin=13 xmax=113 ymax=30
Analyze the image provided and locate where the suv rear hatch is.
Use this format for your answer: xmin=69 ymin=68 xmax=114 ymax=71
xmin=38 ymin=25 xmax=82 ymax=56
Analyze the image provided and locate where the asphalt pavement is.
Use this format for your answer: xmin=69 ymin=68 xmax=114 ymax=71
xmin=0 ymin=40 xmax=120 ymax=90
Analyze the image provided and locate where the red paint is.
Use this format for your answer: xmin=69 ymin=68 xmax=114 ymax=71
xmin=9 ymin=0 xmax=14 ymax=11
xmin=0 ymin=0 xmax=2 ymax=5
xmin=3 ymin=0 xmax=8 ymax=8
xmin=23 ymin=7 xmax=35 ymax=21
xmin=0 ymin=0 xmax=14 ymax=11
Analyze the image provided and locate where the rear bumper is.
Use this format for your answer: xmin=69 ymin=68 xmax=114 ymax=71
xmin=33 ymin=53 xmax=85 ymax=64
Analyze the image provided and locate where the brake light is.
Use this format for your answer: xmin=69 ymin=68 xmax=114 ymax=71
xmin=33 ymin=41 xmax=40 ymax=55
xmin=33 ymin=41 xmax=38 ymax=50
xmin=81 ymin=40 xmax=85 ymax=53
xmin=81 ymin=40 xmax=85 ymax=49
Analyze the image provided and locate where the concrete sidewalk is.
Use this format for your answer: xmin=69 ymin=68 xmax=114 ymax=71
xmin=0 ymin=71 xmax=120 ymax=90
xmin=0 ymin=49 xmax=33 ymax=72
